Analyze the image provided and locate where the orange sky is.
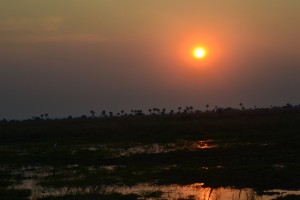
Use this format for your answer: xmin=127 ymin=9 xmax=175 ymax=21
xmin=1 ymin=0 xmax=300 ymax=118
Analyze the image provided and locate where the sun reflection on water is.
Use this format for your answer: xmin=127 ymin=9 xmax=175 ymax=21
xmin=192 ymin=140 xmax=218 ymax=149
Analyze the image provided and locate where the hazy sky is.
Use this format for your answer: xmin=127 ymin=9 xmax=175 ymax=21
xmin=1 ymin=0 xmax=300 ymax=119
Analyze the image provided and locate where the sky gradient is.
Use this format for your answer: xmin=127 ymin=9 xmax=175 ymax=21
xmin=1 ymin=0 xmax=300 ymax=119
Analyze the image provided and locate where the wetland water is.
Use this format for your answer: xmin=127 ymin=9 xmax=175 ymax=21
xmin=3 ymin=140 xmax=300 ymax=200
xmin=13 ymin=180 xmax=300 ymax=200
xmin=1 ymin=113 xmax=300 ymax=199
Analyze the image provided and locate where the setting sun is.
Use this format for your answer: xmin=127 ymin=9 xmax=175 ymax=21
xmin=193 ymin=48 xmax=206 ymax=59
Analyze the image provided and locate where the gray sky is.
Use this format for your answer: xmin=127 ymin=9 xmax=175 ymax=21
xmin=1 ymin=0 xmax=300 ymax=119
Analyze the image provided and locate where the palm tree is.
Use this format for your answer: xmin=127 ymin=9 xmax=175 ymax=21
xmin=206 ymin=104 xmax=209 ymax=111
xmin=239 ymin=103 xmax=243 ymax=109
xmin=186 ymin=106 xmax=190 ymax=112
xmin=90 ymin=110 xmax=95 ymax=118
xmin=214 ymin=106 xmax=218 ymax=111
xmin=178 ymin=107 xmax=182 ymax=113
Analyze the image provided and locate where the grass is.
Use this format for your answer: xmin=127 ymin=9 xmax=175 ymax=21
xmin=38 ymin=193 xmax=140 ymax=200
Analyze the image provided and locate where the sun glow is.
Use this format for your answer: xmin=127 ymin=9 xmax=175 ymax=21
xmin=178 ymin=36 xmax=221 ymax=69
xmin=193 ymin=47 xmax=206 ymax=59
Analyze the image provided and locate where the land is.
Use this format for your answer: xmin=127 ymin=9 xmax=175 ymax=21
xmin=0 ymin=106 xmax=300 ymax=200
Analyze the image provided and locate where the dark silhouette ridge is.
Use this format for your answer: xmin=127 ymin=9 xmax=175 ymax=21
xmin=2 ymin=103 xmax=300 ymax=123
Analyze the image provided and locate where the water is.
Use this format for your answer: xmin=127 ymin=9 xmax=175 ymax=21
xmin=3 ymin=140 xmax=300 ymax=199
xmin=12 ymin=180 xmax=300 ymax=200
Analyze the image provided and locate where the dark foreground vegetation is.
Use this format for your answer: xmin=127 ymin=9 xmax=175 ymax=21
xmin=0 ymin=105 xmax=300 ymax=199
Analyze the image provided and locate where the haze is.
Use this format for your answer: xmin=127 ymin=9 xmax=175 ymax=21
xmin=1 ymin=0 xmax=300 ymax=119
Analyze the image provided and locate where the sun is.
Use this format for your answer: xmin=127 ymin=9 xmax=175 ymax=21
xmin=193 ymin=47 xmax=206 ymax=59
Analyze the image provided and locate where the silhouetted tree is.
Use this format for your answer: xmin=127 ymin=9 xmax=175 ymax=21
xmin=152 ymin=108 xmax=160 ymax=115
xmin=185 ymin=106 xmax=190 ymax=112
xmin=80 ymin=115 xmax=87 ymax=119
xmin=239 ymin=103 xmax=244 ymax=110
xmin=101 ymin=110 xmax=106 ymax=117
xmin=285 ymin=103 xmax=293 ymax=108
xmin=90 ymin=110 xmax=95 ymax=118
xmin=178 ymin=107 xmax=182 ymax=113
xmin=206 ymin=104 xmax=209 ymax=111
